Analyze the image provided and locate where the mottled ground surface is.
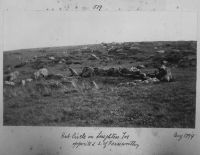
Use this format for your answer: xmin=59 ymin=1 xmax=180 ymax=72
xmin=3 ymin=41 xmax=196 ymax=127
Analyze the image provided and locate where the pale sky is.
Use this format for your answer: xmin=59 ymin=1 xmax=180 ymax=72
xmin=3 ymin=11 xmax=197 ymax=51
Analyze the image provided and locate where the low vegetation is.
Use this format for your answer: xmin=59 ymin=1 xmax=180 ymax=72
xmin=3 ymin=41 xmax=196 ymax=127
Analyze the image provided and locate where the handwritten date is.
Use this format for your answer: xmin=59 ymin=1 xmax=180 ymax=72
xmin=173 ymin=132 xmax=195 ymax=141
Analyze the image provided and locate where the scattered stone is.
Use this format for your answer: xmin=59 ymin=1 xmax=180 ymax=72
xmin=140 ymin=73 xmax=147 ymax=79
xmin=156 ymin=50 xmax=165 ymax=54
xmin=71 ymin=80 xmax=78 ymax=89
xmin=127 ymin=82 xmax=137 ymax=86
xmin=118 ymin=82 xmax=136 ymax=86
xmin=137 ymin=64 xmax=145 ymax=69
xmin=26 ymin=78 xmax=33 ymax=82
xmin=133 ymin=77 xmax=160 ymax=84
xmin=68 ymin=68 xmax=79 ymax=76
xmin=151 ymin=77 xmax=160 ymax=83
xmin=120 ymin=67 xmax=137 ymax=74
xmin=5 ymin=81 xmax=15 ymax=86
xmin=92 ymin=81 xmax=99 ymax=89
xmin=61 ymin=58 xmax=66 ymax=62
xmin=62 ymin=87 xmax=78 ymax=94
xmin=21 ymin=80 xmax=26 ymax=86
xmin=93 ymin=68 xmax=107 ymax=76
xmin=156 ymin=65 xmax=173 ymax=82
xmin=67 ymin=65 xmax=170 ymax=83
xmin=134 ymin=80 xmax=142 ymax=83
xmin=143 ymin=80 xmax=149 ymax=84
xmin=49 ymin=56 xmax=55 ymax=60
xmin=107 ymin=46 xmax=117 ymax=53
xmin=8 ymin=71 xmax=20 ymax=81
xmin=162 ymin=60 xmax=168 ymax=65
xmin=59 ymin=58 xmax=66 ymax=64
xmin=116 ymin=48 xmax=123 ymax=53
xmin=80 ymin=67 xmax=94 ymax=77
xmin=147 ymin=72 xmax=156 ymax=78
xmin=89 ymin=54 xmax=99 ymax=60
xmin=130 ymin=66 xmax=139 ymax=72
xmin=34 ymin=68 xmax=48 ymax=79
xmin=119 ymin=67 xmax=146 ymax=79
xmin=106 ymin=67 xmax=121 ymax=76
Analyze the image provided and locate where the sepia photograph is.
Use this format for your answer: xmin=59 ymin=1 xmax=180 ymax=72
xmin=3 ymin=12 xmax=197 ymax=127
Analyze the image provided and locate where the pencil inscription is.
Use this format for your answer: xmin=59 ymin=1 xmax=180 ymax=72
xmin=61 ymin=131 xmax=139 ymax=149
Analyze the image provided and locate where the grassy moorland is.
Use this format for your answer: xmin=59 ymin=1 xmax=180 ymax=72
xmin=3 ymin=41 xmax=196 ymax=127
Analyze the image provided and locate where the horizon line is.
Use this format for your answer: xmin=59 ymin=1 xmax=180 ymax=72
xmin=3 ymin=40 xmax=197 ymax=52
